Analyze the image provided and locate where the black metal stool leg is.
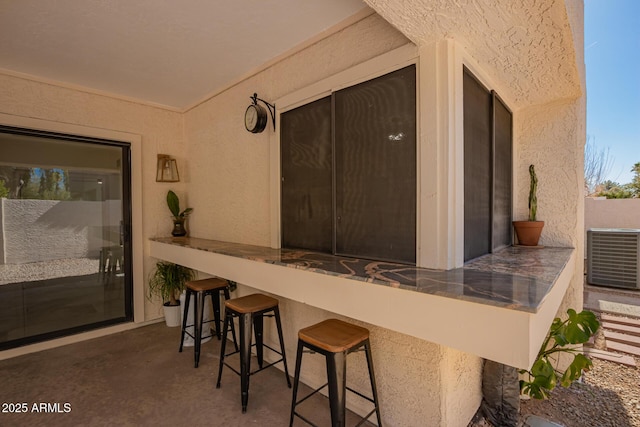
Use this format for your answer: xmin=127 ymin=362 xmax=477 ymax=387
xmin=253 ymin=314 xmax=264 ymax=369
xmin=274 ymin=306 xmax=291 ymax=387
xmin=216 ymin=295 xmax=289 ymax=414
xmin=212 ymin=290 xmax=222 ymax=339
xmin=194 ymin=290 xmax=205 ymax=368
xmin=327 ymin=350 xmax=347 ymax=427
xmin=223 ymin=288 xmax=239 ymax=351
xmin=179 ymin=290 xmax=191 ymax=352
xmin=216 ymin=311 xmax=231 ymax=388
xmin=289 ymin=340 xmax=305 ymax=427
xmin=239 ymin=312 xmax=253 ymax=413
xmin=365 ymin=340 xmax=382 ymax=427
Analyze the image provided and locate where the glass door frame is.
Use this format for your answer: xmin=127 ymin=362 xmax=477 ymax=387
xmin=0 ymin=118 xmax=145 ymax=354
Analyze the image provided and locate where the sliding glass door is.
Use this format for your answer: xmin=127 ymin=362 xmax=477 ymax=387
xmin=0 ymin=126 xmax=132 ymax=350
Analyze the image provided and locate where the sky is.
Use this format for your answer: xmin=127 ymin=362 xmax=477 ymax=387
xmin=585 ymin=0 xmax=640 ymax=185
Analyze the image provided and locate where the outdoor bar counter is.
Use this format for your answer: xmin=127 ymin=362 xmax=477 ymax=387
xmin=149 ymin=237 xmax=575 ymax=369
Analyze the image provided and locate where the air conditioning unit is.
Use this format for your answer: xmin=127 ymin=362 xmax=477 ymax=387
xmin=587 ymin=228 xmax=640 ymax=290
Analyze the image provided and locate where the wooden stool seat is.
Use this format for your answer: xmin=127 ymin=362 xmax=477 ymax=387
xmin=289 ymin=318 xmax=382 ymax=426
xmin=225 ymin=293 xmax=278 ymax=314
xmin=299 ymin=318 xmax=369 ymax=353
xmin=186 ymin=277 xmax=228 ymax=292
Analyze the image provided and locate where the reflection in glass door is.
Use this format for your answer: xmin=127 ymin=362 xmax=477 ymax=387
xmin=0 ymin=126 xmax=132 ymax=350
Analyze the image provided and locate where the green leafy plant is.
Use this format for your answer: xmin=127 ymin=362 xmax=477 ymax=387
xmin=0 ymin=179 xmax=9 ymax=198
xmin=519 ymin=309 xmax=600 ymax=399
xmin=148 ymin=261 xmax=195 ymax=306
xmin=167 ymin=190 xmax=192 ymax=220
xmin=528 ymin=164 xmax=538 ymax=221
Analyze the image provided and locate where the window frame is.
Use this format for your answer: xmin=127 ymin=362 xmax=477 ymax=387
xmin=452 ymin=43 xmax=517 ymax=268
xmin=279 ymin=65 xmax=417 ymax=263
xmin=462 ymin=67 xmax=513 ymax=262
xmin=271 ymin=41 xmax=518 ymax=270
xmin=271 ymin=44 xmax=420 ymax=258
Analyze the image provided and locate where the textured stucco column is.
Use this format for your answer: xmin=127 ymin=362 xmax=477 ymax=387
xmin=515 ymin=98 xmax=585 ymax=314
xmin=514 ymin=0 xmax=586 ymax=315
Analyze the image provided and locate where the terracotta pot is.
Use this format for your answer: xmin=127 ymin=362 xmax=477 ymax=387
xmin=512 ymin=221 xmax=544 ymax=246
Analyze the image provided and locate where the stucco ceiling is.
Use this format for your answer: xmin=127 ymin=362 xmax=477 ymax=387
xmin=0 ymin=0 xmax=581 ymax=112
xmin=0 ymin=0 xmax=368 ymax=110
xmin=365 ymin=0 xmax=582 ymax=108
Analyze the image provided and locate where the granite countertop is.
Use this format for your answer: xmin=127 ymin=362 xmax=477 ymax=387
xmin=151 ymin=237 xmax=574 ymax=313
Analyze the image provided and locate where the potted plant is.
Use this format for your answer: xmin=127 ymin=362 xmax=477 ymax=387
xmin=167 ymin=190 xmax=192 ymax=237
xmin=148 ymin=261 xmax=196 ymax=327
xmin=513 ymin=164 xmax=544 ymax=246
xmin=480 ymin=309 xmax=600 ymax=426
xmin=519 ymin=308 xmax=600 ymax=399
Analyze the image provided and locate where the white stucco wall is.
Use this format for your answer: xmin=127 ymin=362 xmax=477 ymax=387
xmin=516 ymin=99 xmax=585 ymax=316
xmin=184 ymin=13 xmax=409 ymax=246
xmin=0 ymin=199 xmax=125 ymax=264
xmin=585 ymin=198 xmax=640 ymax=231
xmin=2 ymin=199 xmax=90 ymax=263
xmin=513 ymin=0 xmax=585 ymax=318
xmin=440 ymin=347 xmax=484 ymax=426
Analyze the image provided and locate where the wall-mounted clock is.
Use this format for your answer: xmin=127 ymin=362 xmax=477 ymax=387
xmin=245 ymin=93 xmax=275 ymax=133
xmin=245 ymin=103 xmax=268 ymax=133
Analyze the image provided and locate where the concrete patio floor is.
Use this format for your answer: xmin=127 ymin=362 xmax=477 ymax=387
xmin=0 ymin=321 xmax=375 ymax=426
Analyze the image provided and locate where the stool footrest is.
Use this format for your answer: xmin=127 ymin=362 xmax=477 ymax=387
xmin=293 ymin=383 xmax=328 ymax=407
xmin=222 ymin=342 xmax=284 ymax=359
xmin=184 ymin=318 xmax=216 ymax=329
xmin=291 ymin=381 xmax=378 ymax=427
xmin=346 ymin=386 xmax=376 ymax=405
xmin=354 ymin=409 xmax=378 ymax=427
xmin=293 ymin=382 xmax=376 ymax=407
xmin=221 ymin=343 xmax=287 ymax=378
xmin=291 ymin=411 xmax=320 ymax=427
xmin=222 ymin=357 xmax=287 ymax=378
xmin=182 ymin=328 xmax=215 ymax=342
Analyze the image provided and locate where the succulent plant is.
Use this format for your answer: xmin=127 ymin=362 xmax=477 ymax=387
xmin=528 ymin=164 xmax=538 ymax=222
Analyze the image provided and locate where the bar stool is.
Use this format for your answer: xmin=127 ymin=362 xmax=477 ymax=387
xmin=216 ymin=293 xmax=291 ymax=413
xmin=179 ymin=277 xmax=237 ymax=368
xmin=289 ymin=318 xmax=382 ymax=427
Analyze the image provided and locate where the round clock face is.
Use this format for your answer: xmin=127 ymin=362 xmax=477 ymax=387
xmin=245 ymin=104 xmax=267 ymax=133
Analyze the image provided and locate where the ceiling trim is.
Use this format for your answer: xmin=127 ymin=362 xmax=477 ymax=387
xmin=0 ymin=67 xmax=183 ymax=113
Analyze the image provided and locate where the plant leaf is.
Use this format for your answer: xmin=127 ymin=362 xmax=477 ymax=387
xmin=167 ymin=190 xmax=180 ymax=218
xmin=520 ymin=358 xmax=557 ymax=399
xmin=522 ymin=309 xmax=599 ymax=400
xmin=564 ymin=309 xmax=600 ymax=344
xmin=560 ymin=353 xmax=592 ymax=387
xmin=531 ymin=358 xmax=556 ymax=389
